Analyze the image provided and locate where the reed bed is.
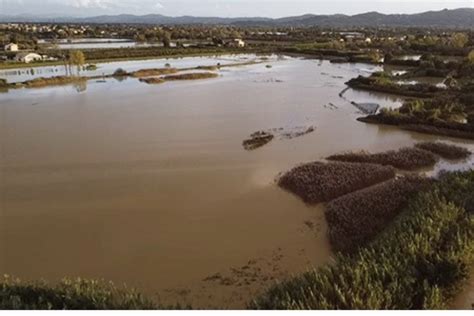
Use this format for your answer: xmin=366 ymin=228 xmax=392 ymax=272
xmin=415 ymin=141 xmax=472 ymax=160
xmin=278 ymin=161 xmax=395 ymax=204
xmin=325 ymin=175 xmax=433 ymax=253
xmin=251 ymin=171 xmax=474 ymax=309
xmin=327 ymin=147 xmax=438 ymax=170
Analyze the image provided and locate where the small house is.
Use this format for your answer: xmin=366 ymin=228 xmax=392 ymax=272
xmin=4 ymin=43 xmax=19 ymax=52
xmin=15 ymin=52 xmax=43 ymax=63
xmin=228 ymin=39 xmax=245 ymax=48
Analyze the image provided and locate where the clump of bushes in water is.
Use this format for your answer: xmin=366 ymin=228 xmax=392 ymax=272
xmin=130 ymin=68 xmax=178 ymax=78
xmin=325 ymin=175 xmax=433 ymax=253
xmin=85 ymin=64 xmax=98 ymax=71
xmin=415 ymin=142 xmax=472 ymax=160
xmin=162 ymin=72 xmax=218 ymax=81
xmin=0 ymin=78 xmax=7 ymax=87
xmin=251 ymin=171 xmax=474 ymax=309
xmin=0 ymin=277 xmax=158 ymax=310
xmin=278 ymin=162 xmax=395 ymax=204
xmin=113 ymin=68 xmax=128 ymax=77
xmin=242 ymin=131 xmax=274 ymax=150
xmin=327 ymin=147 xmax=438 ymax=170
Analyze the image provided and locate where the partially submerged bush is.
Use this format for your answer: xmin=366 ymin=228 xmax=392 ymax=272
xmin=243 ymin=131 xmax=274 ymax=150
xmin=113 ymin=68 xmax=128 ymax=77
xmin=327 ymin=147 xmax=438 ymax=170
xmin=130 ymin=68 xmax=178 ymax=78
xmin=415 ymin=141 xmax=471 ymax=160
xmin=24 ymin=76 xmax=86 ymax=88
xmin=162 ymin=72 xmax=218 ymax=81
xmin=252 ymin=171 xmax=474 ymax=309
xmin=139 ymin=77 xmax=165 ymax=85
xmin=278 ymin=161 xmax=395 ymax=204
xmin=325 ymin=175 xmax=433 ymax=252
xmin=0 ymin=277 xmax=157 ymax=310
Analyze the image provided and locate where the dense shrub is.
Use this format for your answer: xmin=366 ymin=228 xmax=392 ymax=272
xmin=278 ymin=162 xmax=395 ymax=204
xmin=325 ymin=175 xmax=433 ymax=252
xmin=0 ymin=277 xmax=157 ymax=310
xmin=251 ymin=171 xmax=474 ymax=310
xmin=327 ymin=147 xmax=438 ymax=170
xmin=415 ymin=142 xmax=472 ymax=160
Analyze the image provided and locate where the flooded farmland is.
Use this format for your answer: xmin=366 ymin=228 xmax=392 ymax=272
xmin=1 ymin=55 xmax=473 ymax=308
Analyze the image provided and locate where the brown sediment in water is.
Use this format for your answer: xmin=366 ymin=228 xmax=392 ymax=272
xmin=325 ymin=175 xmax=433 ymax=253
xmin=130 ymin=68 xmax=178 ymax=78
xmin=278 ymin=161 xmax=395 ymax=204
xmin=415 ymin=141 xmax=472 ymax=160
xmin=242 ymin=131 xmax=274 ymax=151
xmin=327 ymin=147 xmax=438 ymax=170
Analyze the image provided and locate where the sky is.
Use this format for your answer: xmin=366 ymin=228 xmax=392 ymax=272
xmin=0 ymin=0 xmax=472 ymax=17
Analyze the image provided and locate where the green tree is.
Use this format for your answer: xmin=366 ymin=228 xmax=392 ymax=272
xmin=450 ymin=33 xmax=469 ymax=49
xmin=468 ymin=50 xmax=474 ymax=65
xmin=69 ymin=50 xmax=86 ymax=74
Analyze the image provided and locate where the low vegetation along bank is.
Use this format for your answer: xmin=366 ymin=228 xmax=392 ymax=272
xmin=252 ymin=171 xmax=474 ymax=309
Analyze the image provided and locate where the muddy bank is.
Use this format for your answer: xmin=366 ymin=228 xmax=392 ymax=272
xmin=358 ymin=115 xmax=474 ymax=140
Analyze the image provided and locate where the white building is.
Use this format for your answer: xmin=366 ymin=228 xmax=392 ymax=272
xmin=4 ymin=43 xmax=19 ymax=52
xmin=229 ymin=39 xmax=246 ymax=48
xmin=15 ymin=52 xmax=43 ymax=63
xmin=365 ymin=38 xmax=372 ymax=44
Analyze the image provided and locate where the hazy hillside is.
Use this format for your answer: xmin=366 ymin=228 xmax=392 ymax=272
xmin=0 ymin=8 xmax=472 ymax=28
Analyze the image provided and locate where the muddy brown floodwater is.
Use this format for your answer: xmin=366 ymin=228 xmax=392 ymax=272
xmin=1 ymin=55 xmax=473 ymax=309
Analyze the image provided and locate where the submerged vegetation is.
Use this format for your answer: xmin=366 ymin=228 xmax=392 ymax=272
xmin=327 ymin=147 xmax=438 ymax=170
xmin=242 ymin=131 xmax=274 ymax=151
xmin=278 ymin=161 xmax=395 ymax=204
xmin=252 ymin=171 xmax=474 ymax=309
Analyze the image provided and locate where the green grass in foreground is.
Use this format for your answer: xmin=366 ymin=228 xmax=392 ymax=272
xmin=251 ymin=171 xmax=474 ymax=309
xmin=0 ymin=277 xmax=159 ymax=310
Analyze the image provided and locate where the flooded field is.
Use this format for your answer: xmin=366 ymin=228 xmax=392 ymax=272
xmin=1 ymin=55 xmax=473 ymax=308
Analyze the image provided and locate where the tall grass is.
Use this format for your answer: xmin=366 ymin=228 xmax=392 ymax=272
xmin=251 ymin=171 xmax=474 ymax=309
xmin=0 ymin=277 xmax=158 ymax=310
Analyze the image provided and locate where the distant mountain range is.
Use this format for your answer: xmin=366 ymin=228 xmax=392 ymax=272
xmin=0 ymin=8 xmax=473 ymax=28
